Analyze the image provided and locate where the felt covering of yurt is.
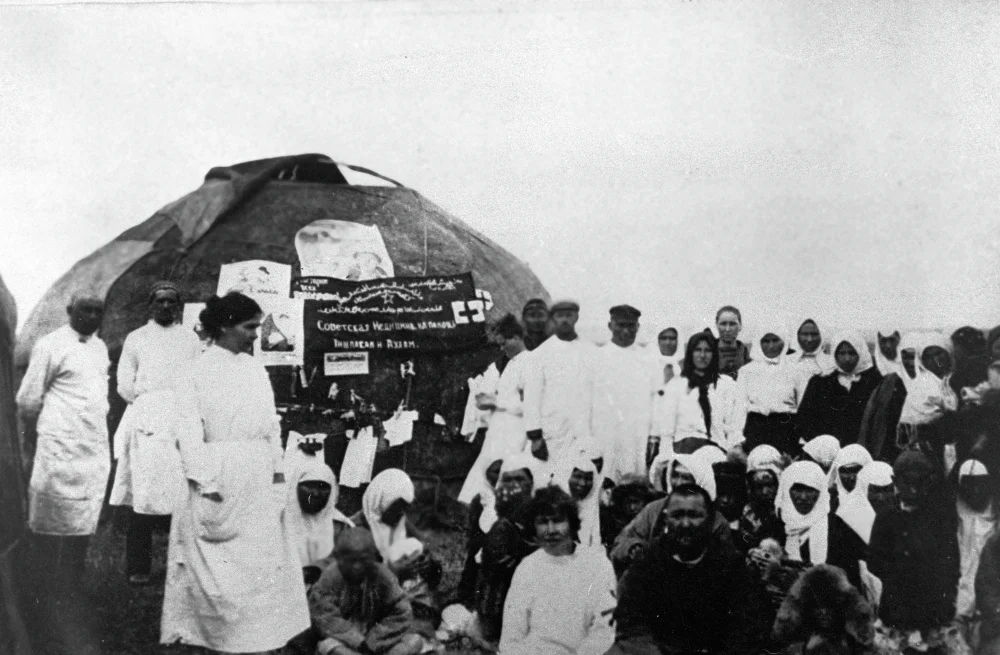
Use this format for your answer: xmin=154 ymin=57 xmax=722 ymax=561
xmin=16 ymin=154 xmax=548 ymax=485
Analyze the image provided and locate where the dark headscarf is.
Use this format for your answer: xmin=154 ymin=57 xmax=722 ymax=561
xmin=681 ymin=331 xmax=721 ymax=437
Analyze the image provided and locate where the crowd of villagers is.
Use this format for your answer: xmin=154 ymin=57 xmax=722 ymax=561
xmin=15 ymin=278 xmax=1000 ymax=655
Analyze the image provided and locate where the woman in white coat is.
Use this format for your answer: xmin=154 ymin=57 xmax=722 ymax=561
xmin=160 ymin=293 xmax=309 ymax=654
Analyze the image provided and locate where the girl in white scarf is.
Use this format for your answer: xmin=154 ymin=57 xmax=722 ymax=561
xmin=559 ymin=454 xmax=603 ymax=548
xmin=777 ymin=461 xmax=832 ymax=564
xmin=361 ymin=468 xmax=416 ymax=563
xmin=801 ymin=434 xmax=842 ymax=473
xmin=837 ymin=461 xmax=894 ymax=545
xmin=737 ymin=323 xmax=799 ymax=452
xmin=874 ymin=328 xmax=906 ymax=378
xmin=650 ymin=326 xmax=684 ymax=386
xmin=648 ymin=451 xmax=718 ymax=499
xmin=831 ymin=331 xmax=875 ymax=391
xmin=828 ymin=444 xmax=873 ymax=512
xmin=285 ymin=456 xmax=354 ymax=568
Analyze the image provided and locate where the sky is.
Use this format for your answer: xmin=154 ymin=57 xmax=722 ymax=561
xmin=3 ymin=0 xmax=1000 ymax=344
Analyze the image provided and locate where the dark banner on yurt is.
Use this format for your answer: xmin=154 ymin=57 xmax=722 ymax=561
xmin=295 ymin=273 xmax=487 ymax=352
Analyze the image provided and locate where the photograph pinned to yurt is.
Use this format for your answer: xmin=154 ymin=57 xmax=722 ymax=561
xmin=16 ymin=153 xmax=549 ymax=516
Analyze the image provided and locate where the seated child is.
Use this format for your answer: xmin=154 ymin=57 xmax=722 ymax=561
xmin=599 ymin=474 xmax=657 ymax=550
xmin=308 ymin=528 xmax=423 ymax=655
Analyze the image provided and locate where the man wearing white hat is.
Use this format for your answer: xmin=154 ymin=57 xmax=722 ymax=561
xmin=592 ymin=305 xmax=660 ymax=483
xmin=522 ymin=300 xmax=601 ymax=481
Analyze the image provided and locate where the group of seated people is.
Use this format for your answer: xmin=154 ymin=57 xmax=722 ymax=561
xmin=283 ymin=396 xmax=1000 ymax=655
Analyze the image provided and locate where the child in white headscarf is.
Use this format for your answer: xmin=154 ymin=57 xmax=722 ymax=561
xmin=956 ymin=459 xmax=995 ymax=624
xmin=557 ymin=454 xmax=603 ymax=549
xmin=800 ymin=434 xmax=842 ymax=473
xmin=828 ymin=443 xmax=873 ymax=513
xmin=776 ymin=461 xmax=866 ymax=588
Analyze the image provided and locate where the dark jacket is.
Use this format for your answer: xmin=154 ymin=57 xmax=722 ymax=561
xmin=797 ymin=368 xmax=883 ymax=445
xmin=307 ymin=562 xmax=414 ymax=654
xmin=790 ymin=514 xmax=868 ymax=591
xmin=868 ymin=502 xmax=960 ymax=630
xmin=608 ymin=535 xmax=766 ymax=654
xmin=475 ymin=515 xmax=536 ymax=640
xmin=735 ymin=504 xmax=786 ymax=555
xmin=977 ymin=531 xmax=1000 ymax=645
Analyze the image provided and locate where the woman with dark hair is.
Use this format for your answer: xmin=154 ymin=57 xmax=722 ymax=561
xmin=500 ymin=486 xmax=616 ymax=655
xmin=716 ymin=305 xmax=751 ymax=380
xmin=652 ymin=331 xmax=744 ymax=456
xmin=161 ymin=292 xmax=310 ymax=653
xmin=796 ymin=332 xmax=883 ymax=446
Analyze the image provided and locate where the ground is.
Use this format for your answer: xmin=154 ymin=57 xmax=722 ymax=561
xmin=29 ymin=496 xmax=477 ymax=655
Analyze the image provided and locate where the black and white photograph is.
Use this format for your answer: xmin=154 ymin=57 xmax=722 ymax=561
xmin=2 ymin=0 xmax=1000 ymax=653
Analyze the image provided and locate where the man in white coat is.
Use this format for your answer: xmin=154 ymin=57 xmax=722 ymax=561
xmin=109 ymin=281 xmax=202 ymax=584
xmin=17 ymin=294 xmax=110 ymax=580
xmin=593 ymin=305 xmax=660 ymax=483
xmin=522 ymin=300 xmax=602 ymax=483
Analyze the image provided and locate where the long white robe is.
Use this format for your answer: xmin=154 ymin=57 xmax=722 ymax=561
xmin=500 ymin=547 xmax=616 ymax=655
xmin=956 ymin=498 xmax=995 ymax=619
xmin=160 ymin=346 xmax=309 ymax=652
xmin=110 ymin=320 xmax=202 ymax=515
xmin=522 ymin=336 xmax=600 ymax=477
xmin=16 ymin=325 xmax=110 ymax=536
xmin=592 ymin=343 xmax=659 ymax=483
xmin=459 ymin=351 xmax=531 ymax=504
xmin=653 ymin=375 xmax=745 ymax=453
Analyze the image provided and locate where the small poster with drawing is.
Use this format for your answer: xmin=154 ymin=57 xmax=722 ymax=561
xmin=295 ymin=219 xmax=394 ymax=280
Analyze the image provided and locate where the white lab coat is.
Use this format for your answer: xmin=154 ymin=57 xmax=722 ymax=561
xmin=110 ymin=320 xmax=202 ymax=515
xmin=160 ymin=346 xmax=309 ymax=653
xmin=522 ymin=336 xmax=600 ymax=479
xmin=592 ymin=343 xmax=659 ymax=483
xmin=459 ymin=351 xmax=532 ymax=504
xmin=16 ymin=325 xmax=110 ymax=536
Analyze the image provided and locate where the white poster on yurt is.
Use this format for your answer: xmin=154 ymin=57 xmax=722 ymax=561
xmin=256 ymin=296 xmax=304 ymax=366
xmin=216 ymin=260 xmax=291 ymax=298
xmin=295 ymin=219 xmax=394 ymax=280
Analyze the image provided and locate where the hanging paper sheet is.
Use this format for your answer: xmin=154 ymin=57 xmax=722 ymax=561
xmin=294 ymin=273 xmax=488 ymax=353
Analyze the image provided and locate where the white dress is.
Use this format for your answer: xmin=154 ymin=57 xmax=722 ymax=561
xmin=592 ymin=343 xmax=659 ymax=483
xmin=522 ymin=336 xmax=600 ymax=477
xmin=160 ymin=346 xmax=310 ymax=652
xmin=500 ymin=546 xmax=617 ymax=655
xmin=16 ymin=325 xmax=110 ymax=536
xmin=653 ymin=375 xmax=745 ymax=453
xmin=459 ymin=351 xmax=531 ymax=504
xmin=110 ymin=320 xmax=202 ymax=515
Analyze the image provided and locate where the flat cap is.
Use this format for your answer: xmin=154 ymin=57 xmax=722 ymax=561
xmin=609 ymin=304 xmax=641 ymax=320
xmin=549 ymin=299 xmax=580 ymax=313
xmin=522 ymin=298 xmax=549 ymax=313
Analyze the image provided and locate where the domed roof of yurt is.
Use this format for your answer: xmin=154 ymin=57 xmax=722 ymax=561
xmin=16 ymin=154 xmax=549 ymax=433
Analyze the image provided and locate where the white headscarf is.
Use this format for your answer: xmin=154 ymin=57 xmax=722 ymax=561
xmin=362 ymin=468 xmax=415 ymax=563
xmin=830 ymin=331 xmax=874 ymax=390
xmin=649 ymin=451 xmax=717 ymax=499
xmin=793 ymin=319 xmax=834 ymax=366
xmin=874 ymin=328 xmax=905 ymax=377
xmin=897 ymin=332 xmax=925 ymax=382
xmin=802 ymin=435 xmax=841 ymax=472
xmin=900 ymin=332 xmax=959 ymax=425
xmin=777 ymin=461 xmax=831 ymax=564
xmin=829 ymin=444 xmax=873 ymax=506
xmin=837 ymin=461 xmax=893 ymax=544
xmin=754 ymin=322 xmax=792 ymax=366
xmin=558 ymin=454 xmax=602 ymax=547
xmin=286 ymin=456 xmax=354 ymax=567
xmin=650 ymin=326 xmax=684 ymax=385
xmin=747 ymin=444 xmax=785 ymax=480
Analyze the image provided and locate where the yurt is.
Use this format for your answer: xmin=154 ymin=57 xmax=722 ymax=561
xmin=16 ymin=154 xmax=549 ymax=491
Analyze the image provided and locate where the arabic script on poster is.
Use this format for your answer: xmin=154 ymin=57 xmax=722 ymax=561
xmin=294 ymin=273 xmax=487 ymax=352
